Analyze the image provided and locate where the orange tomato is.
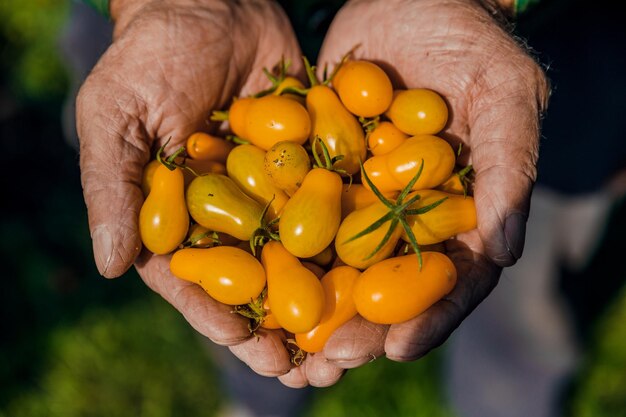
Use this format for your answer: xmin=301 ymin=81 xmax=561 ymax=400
xmin=275 ymin=76 xmax=306 ymax=105
xmin=306 ymin=85 xmax=366 ymax=175
xmin=363 ymin=135 xmax=455 ymax=192
xmin=353 ymin=252 xmax=457 ymax=324
xmin=226 ymin=144 xmax=289 ymax=220
xmin=183 ymin=159 xmax=227 ymax=187
xmin=228 ymin=97 xmax=254 ymax=139
xmin=385 ymin=89 xmax=448 ymax=135
xmin=295 ymin=266 xmax=360 ymax=353
xmin=170 ymin=246 xmax=266 ymax=305
xmin=185 ymin=132 xmax=234 ymax=163
xmin=333 ymin=60 xmax=393 ymax=118
xmin=261 ymin=241 xmax=325 ymax=334
xmin=245 ymin=95 xmax=311 ymax=150
xmin=279 ymin=168 xmax=343 ymax=258
xmin=403 ymin=190 xmax=477 ymax=245
xmin=139 ymin=163 xmax=189 ymax=255
xmin=367 ymin=121 xmax=408 ymax=156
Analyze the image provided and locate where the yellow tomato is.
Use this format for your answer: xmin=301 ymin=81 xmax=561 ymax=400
xmin=363 ymin=135 xmax=456 ymax=192
xmin=275 ymin=76 xmax=306 ymax=105
xmin=333 ymin=60 xmax=393 ymax=118
xmin=385 ymin=89 xmax=448 ymax=135
xmin=367 ymin=121 xmax=409 ymax=156
xmin=279 ymin=168 xmax=343 ymax=258
xmin=263 ymin=141 xmax=311 ymax=196
xmin=226 ymin=144 xmax=289 ymax=220
xmin=306 ymin=85 xmax=366 ymax=175
xmin=141 ymin=159 xmax=161 ymax=197
xmin=186 ymin=173 xmax=264 ymax=240
xmin=402 ymin=190 xmax=477 ymax=245
xmin=245 ymin=95 xmax=311 ymax=150
xmin=261 ymin=241 xmax=325 ymax=334
xmin=340 ymin=184 xmax=397 ymax=220
xmin=335 ymin=199 xmax=403 ymax=270
xmin=139 ymin=163 xmax=189 ymax=255
xmin=170 ymin=246 xmax=266 ymax=305
xmin=353 ymin=252 xmax=457 ymax=324
xmin=295 ymin=266 xmax=360 ymax=353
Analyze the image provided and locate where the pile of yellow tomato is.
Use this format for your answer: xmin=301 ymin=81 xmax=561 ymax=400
xmin=139 ymin=55 xmax=477 ymax=356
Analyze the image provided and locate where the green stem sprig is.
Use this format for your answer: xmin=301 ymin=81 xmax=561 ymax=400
xmin=344 ymin=159 xmax=447 ymax=269
xmin=250 ymin=197 xmax=281 ymax=256
xmin=311 ymin=137 xmax=352 ymax=183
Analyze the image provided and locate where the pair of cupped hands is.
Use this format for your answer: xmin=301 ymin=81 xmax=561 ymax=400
xmin=77 ymin=0 xmax=549 ymax=387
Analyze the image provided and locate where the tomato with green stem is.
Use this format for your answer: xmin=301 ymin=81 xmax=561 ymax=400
xmin=279 ymin=139 xmax=344 ymax=258
xmin=139 ymin=146 xmax=189 ymax=255
xmin=363 ymin=135 xmax=456 ymax=192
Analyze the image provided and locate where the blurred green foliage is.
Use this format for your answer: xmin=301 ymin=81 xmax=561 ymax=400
xmin=0 ymin=0 xmax=70 ymax=101
xmin=567 ymin=285 xmax=626 ymax=417
xmin=0 ymin=297 xmax=223 ymax=417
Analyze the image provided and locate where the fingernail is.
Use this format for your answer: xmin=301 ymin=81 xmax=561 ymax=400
xmin=327 ymin=357 xmax=371 ymax=369
xmin=504 ymin=212 xmax=527 ymax=260
xmin=92 ymin=225 xmax=113 ymax=276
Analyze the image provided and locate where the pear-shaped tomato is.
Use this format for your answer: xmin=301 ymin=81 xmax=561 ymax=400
xmin=139 ymin=163 xmax=189 ymax=255
xmin=261 ymin=241 xmax=325 ymax=334
xmin=279 ymin=168 xmax=343 ymax=258
xmin=295 ymin=266 xmax=360 ymax=353
xmin=306 ymin=85 xmax=366 ymax=175
xmin=264 ymin=141 xmax=311 ymax=196
xmin=226 ymin=144 xmax=289 ymax=220
xmin=170 ymin=246 xmax=265 ymax=305
xmin=333 ymin=60 xmax=393 ymax=118
xmin=141 ymin=159 xmax=161 ymax=197
xmin=402 ymin=190 xmax=477 ymax=245
xmin=363 ymin=135 xmax=455 ymax=192
xmin=186 ymin=173 xmax=263 ymax=240
xmin=385 ymin=89 xmax=449 ymax=135
xmin=340 ymin=184 xmax=398 ymax=220
xmin=353 ymin=252 xmax=457 ymax=324
xmin=335 ymin=199 xmax=403 ymax=270
xmin=244 ymin=95 xmax=311 ymax=150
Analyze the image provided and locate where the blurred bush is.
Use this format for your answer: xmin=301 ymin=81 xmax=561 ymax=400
xmin=0 ymin=0 xmax=69 ymax=101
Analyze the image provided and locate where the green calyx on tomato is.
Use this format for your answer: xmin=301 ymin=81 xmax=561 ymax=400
xmin=249 ymin=196 xmax=281 ymax=255
xmin=343 ymin=159 xmax=448 ymax=269
xmin=233 ymin=287 xmax=269 ymax=334
xmin=311 ymin=136 xmax=351 ymax=181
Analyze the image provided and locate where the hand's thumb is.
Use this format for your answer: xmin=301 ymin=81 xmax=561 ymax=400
xmin=76 ymin=81 xmax=149 ymax=278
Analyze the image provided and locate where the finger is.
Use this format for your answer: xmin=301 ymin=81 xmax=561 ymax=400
xmin=228 ymin=329 xmax=293 ymax=377
xmin=470 ymin=57 xmax=549 ymax=267
xmin=135 ymin=252 xmax=252 ymax=345
xmin=76 ymin=77 xmax=150 ymax=278
xmin=303 ymin=353 xmax=346 ymax=387
xmin=385 ymin=233 xmax=501 ymax=361
xmin=278 ymin=365 xmax=309 ymax=389
xmin=323 ymin=315 xmax=388 ymax=369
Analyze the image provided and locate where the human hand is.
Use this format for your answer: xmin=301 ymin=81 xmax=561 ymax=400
xmin=77 ymin=0 xmax=304 ymax=375
xmin=276 ymin=0 xmax=549 ymax=387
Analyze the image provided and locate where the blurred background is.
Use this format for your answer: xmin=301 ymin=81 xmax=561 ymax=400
xmin=1 ymin=1 xmax=625 ymax=416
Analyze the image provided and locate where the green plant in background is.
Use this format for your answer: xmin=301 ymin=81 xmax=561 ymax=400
xmin=566 ymin=285 xmax=626 ymax=417
xmin=0 ymin=296 xmax=223 ymax=417
xmin=0 ymin=0 xmax=70 ymax=101
xmin=306 ymin=353 xmax=453 ymax=417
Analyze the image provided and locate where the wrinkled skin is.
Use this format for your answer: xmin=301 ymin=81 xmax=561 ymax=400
xmin=77 ymin=0 xmax=303 ymax=370
xmin=77 ymin=0 xmax=549 ymax=388
xmin=277 ymin=0 xmax=550 ymax=388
